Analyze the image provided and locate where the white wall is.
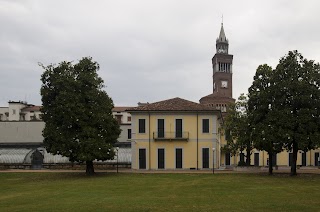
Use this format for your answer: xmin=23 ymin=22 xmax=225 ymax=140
xmin=8 ymin=102 xmax=26 ymax=121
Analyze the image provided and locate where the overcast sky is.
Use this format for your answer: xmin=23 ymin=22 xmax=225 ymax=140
xmin=1 ymin=0 xmax=320 ymax=107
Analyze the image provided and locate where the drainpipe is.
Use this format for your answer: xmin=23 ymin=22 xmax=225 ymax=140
xmin=196 ymin=112 xmax=199 ymax=170
xmin=148 ymin=112 xmax=151 ymax=170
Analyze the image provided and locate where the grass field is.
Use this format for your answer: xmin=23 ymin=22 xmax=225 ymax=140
xmin=0 ymin=172 xmax=319 ymax=211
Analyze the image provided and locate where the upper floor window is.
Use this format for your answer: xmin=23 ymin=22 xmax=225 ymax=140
xmin=157 ymin=119 xmax=164 ymax=138
xmin=139 ymin=119 xmax=146 ymax=133
xmin=202 ymin=119 xmax=209 ymax=133
xmin=20 ymin=114 xmax=26 ymax=121
xmin=127 ymin=116 xmax=131 ymax=122
xmin=175 ymin=119 xmax=182 ymax=138
xmin=12 ymin=109 xmax=16 ymax=115
xmin=115 ymin=115 xmax=122 ymax=124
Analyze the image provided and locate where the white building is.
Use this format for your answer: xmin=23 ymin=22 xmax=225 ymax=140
xmin=0 ymin=101 xmax=133 ymax=169
xmin=0 ymin=101 xmax=42 ymax=121
xmin=112 ymin=107 xmax=133 ymax=146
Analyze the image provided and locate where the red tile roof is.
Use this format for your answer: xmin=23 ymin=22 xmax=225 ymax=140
xmin=112 ymin=107 xmax=134 ymax=112
xmin=21 ymin=106 xmax=42 ymax=112
xmin=127 ymin=97 xmax=219 ymax=112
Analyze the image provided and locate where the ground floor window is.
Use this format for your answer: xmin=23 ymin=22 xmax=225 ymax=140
xmin=176 ymin=148 xmax=183 ymax=169
xmin=158 ymin=148 xmax=165 ymax=169
xmin=202 ymin=148 xmax=209 ymax=168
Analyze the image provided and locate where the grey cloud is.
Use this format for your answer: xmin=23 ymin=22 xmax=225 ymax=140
xmin=1 ymin=0 xmax=320 ymax=107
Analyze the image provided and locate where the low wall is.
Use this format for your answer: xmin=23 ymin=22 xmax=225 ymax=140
xmin=0 ymin=162 xmax=131 ymax=170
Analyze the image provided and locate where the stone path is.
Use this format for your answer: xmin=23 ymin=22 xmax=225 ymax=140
xmin=1 ymin=167 xmax=319 ymax=174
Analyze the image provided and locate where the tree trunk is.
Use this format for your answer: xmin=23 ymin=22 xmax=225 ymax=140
xmin=246 ymin=144 xmax=251 ymax=166
xmin=86 ymin=161 xmax=95 ymax=175
xmin=290 ymin=142 xmax=298 ymax=176
xmin=268 ymin=152 xmax=273 ymax=175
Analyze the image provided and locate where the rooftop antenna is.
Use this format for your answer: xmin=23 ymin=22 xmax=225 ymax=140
xmin=221 ymin=14 xmax=223 ymax=25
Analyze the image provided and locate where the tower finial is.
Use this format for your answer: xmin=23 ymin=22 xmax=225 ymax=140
xmin=221 ymin=14 xmax=223 ymax=25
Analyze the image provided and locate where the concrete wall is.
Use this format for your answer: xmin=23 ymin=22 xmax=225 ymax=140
xmin=0 ymin=122 xmax=44 ymax=143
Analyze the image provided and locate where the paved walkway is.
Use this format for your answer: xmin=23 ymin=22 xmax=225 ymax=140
xmin=1 ymin=167 xmax=319 ymax=174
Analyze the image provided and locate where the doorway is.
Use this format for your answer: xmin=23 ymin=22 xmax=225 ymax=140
xmin=139 ymin=149 xmax=146 ymax=169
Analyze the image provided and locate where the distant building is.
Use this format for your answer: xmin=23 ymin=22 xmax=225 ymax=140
xmin=0 ymin=101 xmax=42 ymax=121
xmin=112 ymin=106 xmax=133 ymax=147
xmin=0 ymin=101 xmax=132 ymax=168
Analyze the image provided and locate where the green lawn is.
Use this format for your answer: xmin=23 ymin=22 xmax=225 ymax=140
xmin=0 ymin=172 xmax=319 ymax=211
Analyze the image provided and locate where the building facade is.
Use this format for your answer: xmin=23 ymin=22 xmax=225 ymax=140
xmin=128 ymin=97 xmax=222 ymax=170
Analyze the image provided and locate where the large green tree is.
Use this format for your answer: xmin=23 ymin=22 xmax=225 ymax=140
xmin=271 ymin=51 xmax=320 ymax=176
xmin=248 ymin=64 xmax=283 ymax=175
xmin=249 ymin=52 xmax=320 ymax=176
xmin=222 ymin=94 xmax=253 ymax=166
xmin=40 ymin=57 xmax=121 ymax=175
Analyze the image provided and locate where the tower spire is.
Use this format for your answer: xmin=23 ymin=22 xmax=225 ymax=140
xmin=217 ymin=22 xmax=227 ymax=43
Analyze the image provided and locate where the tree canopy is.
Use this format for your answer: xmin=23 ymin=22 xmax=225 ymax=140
xmin=248 ymin=51 xmax=320 ymax=175
xmin=40 ymin=57 xmax=121 ymax=175
xmin=248 ymin=64 xmax=283 ymax=174
xmin=271 ymin=51 xmax=320 ymax=175
xmin=222 ymin=94 xmax=252 ymax=166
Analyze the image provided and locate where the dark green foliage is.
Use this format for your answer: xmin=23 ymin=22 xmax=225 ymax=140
xmin=248 ymin=51 xmax=320 ymax=175
xmin=248 ymin=64 xmax=283 ymax=174
xmin=222 ymin=94 xmax=253 ymax=166
xmin=40 ymin=57 xmax=121 ymax=175
xmin=271 ymin=51 xmax=320 ymax=175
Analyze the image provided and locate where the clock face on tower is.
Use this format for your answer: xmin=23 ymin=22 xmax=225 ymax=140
xmin=221 ymin=80 xmax=228 ymax=88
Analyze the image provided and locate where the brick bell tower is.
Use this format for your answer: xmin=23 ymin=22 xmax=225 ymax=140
xmin=200 ymin=22 xmax=235 ymax=113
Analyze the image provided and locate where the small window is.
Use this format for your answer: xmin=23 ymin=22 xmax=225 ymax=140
xmin=139 ymin=119 xmax=146 ymax=133
xmin=12 ymin=109 xmax=16 ymax=115
xmin=127 ymin=116 xmax=131 ymax=122
xmin=115 ymin=115 xmax=122 ymax=124
xmin=128 ymin=129 xmax=131 ymax=139
xmin=202 ymin=119 xmax=209 ymax=133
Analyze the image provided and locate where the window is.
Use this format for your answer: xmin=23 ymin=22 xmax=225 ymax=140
xmin=202 ymin=119 xmax=209 ymax=133
xmin=128 ymin=129 xmax=131 ymax=139
xmin=127 ymin=116 xmax=131 ymax=122
xmin=12 ymin=109 xmax=16 ymax=115
xmin=176 ymin=148 xmax=183 ymax=169
xmin=158 ymin=148 xmax=165 ymax=169
xmin=139 ymin=119 xmax=146 ymax=133
xmin=115 ymin=115 xmax=122 ymax=124
xmin=202 ymin=148 xmax=209 ymax=168
xmin=175 ymin=119 xmax=182 ymax=138
xmin=20 ymin=114 xmax=25 ymax=121
xmin=157 ymin=119 xmax=164 ymax=138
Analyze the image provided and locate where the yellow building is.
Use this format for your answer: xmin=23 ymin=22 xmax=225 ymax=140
xmin=127 ymin=97 xmax=222 ymax=170
xmin=219 ymin=135 xmax=320 ymax=168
